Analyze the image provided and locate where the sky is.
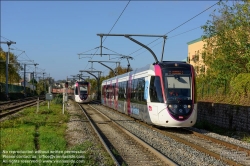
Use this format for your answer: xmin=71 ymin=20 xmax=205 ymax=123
xmin=1 ymin=1 xmax=219 ymax=81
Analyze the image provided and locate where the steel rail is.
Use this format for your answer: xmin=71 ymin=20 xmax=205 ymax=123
xmin=97 ymin=103 xmax=244 ymax=166
xmin=0 ymin=99 xmax=45 ymax=118
xmin=185 ymin=128 xmax=250 ymax=156
xmin=88 ymin=104 xmax=178 ymax=166
xmin=78 ymin=104 xmax=120 ymax=166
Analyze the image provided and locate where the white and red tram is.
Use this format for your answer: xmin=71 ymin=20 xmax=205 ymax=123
xmin=74 ymin=81 xmax=92 ymax=103
xmin=101 ymin=61 xmax=197 ymax=127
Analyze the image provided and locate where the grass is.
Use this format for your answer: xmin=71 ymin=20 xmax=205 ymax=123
xmin=0 ymin=97 xmax=115 ymax=166
xmin=1 ymin=125 xmax=35 ymax=151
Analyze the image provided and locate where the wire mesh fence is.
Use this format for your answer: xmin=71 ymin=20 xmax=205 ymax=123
xmin=0 ymin=82 xmax=32 ymax=93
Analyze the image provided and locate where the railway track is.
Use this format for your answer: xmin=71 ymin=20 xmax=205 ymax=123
xmin=78 ymin=103 xmax=176 ymax=166
xmin=89 ymin=103 xmax=250 ymax=166
xmin=0 ymin=96 xmax=45 ymax=119
xmin=157 ymin=128 xmax=250 ymax=166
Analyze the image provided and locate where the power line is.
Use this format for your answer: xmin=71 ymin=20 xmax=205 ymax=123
xmin=133 ymin=26 xmax=202 ymax=58
xmin=0 ymin=36 xmax=12 ymax=42
xmin=165 ymin=2 xmax=219 ymax=35
xmin=102 ymin=0 xmax=131 ymax=43
xmin=11 ymin=45 xmax=33 ymax=62
xmin=0 ymin=36 xmax=34 ymax=62
xmin=128 ymin=1 xmax=220 ymax=56
xmin=102 ymin=26 xmax=205 ymax=74
xmin=83 ymin=0 xmax=131 ymax=70
xmin=78 ymin=46 xmax=99 ymax=55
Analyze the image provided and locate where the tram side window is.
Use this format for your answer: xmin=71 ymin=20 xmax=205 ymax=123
xmin=109 ymin=84 xmax=113 ymax=99
xmin=131 ymin=79 xmax=138 ymax=102
xmin=75 ymin=86 xmax=78 ymax=95
xmin=138 ymin=78 xmax=147 ymax=104
xmin=112 ymin=83 xmax=115 ymax=99
xmin=118 ymin=82 xmax=125 ymax=100
xmin=128 ymin=78 xmax=147 ymax=105
xmin=149 ymin=76 xmax=163 ymax=103
xmin=106 ymin=85 xmax=109 ymax=99
xmin=114 ymin=83 xmax=117 ymax=100
xmin=102 ymin=85 xmax=106 ymax=98
xmin=118 ymin=82 xmax=122 ymax=100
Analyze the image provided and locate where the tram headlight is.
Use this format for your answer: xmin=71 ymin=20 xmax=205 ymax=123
xmin=184 ymin=104 xmax=191 ymax=113
xmin=168 ymin=104 xmax=178 ymax=114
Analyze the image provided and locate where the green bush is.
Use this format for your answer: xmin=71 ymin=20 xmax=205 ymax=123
xmin=230 ymin=73 xmax=250 ymax=98
xmin=52 ymin=94 xmax=63 ymax=104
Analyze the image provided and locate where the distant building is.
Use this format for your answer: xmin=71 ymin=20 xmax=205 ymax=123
xmin=29 ymin=73 xmax=34 ymax=82
xmin=20 ymin=80 xmax=36 ymax=90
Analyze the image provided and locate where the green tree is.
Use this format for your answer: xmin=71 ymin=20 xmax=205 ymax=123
xmin=201 ymin=0 xmax=250 ymax=86
xmin=88 ymin=66 xmax=131 ymax=94
xmin=36 ymin=80 xmax=46 ymax=95
xmin=0 ymin=47 xmax=22 ymax=84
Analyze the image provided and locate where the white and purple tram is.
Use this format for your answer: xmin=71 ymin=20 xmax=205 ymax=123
xmin=74 ymin=81 xmax=92 ymax=103
xmin=101 ymin=61 xmax=197 ymax=127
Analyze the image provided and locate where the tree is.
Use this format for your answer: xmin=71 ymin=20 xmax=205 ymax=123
xmin=0 ymin=47 xmax=22 ymax=84
xmin=201 ymin=0 xmax=250 ymax=86
xmin=88 ymin=66 xmax=131 ymax=94
xmin=107 ymin=65 xmax=132 ymax=78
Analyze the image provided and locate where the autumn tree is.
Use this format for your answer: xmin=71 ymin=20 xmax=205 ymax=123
xmin=201 ymin=0 xmax=250 ymax=87
xmin=0 ymin=47 xmax=22 ymax=84
xmin=107 ymin=65 xmax=132 ymax=78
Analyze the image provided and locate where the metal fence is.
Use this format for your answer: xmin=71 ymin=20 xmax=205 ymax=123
xmin=197 ymin=82 xmax=228 ymax=99
xmin=197 ymin=80 xmax=250 ymax=101
xmin=0 ymin=83 xmax=31 ymax=93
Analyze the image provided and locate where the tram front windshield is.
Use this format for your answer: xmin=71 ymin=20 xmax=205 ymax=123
xmin=79 ymin=85 xmax=88 ymax=94
xmin=162 ymin=68 xmax=192 ymax=101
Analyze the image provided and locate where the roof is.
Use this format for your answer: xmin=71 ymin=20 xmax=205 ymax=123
xmin=187 ymin=37 xmax=203 ymax=45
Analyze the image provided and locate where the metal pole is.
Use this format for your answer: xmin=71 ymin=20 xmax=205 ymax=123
xmin=24 ymin=64 xmax=26 ymax=97
xmin=63 ymin=90 xmax=65 ymax=114
xmin=32 ymin=72 xmax=34 ymax=95
xmin=5 ymin=52 xmax=8 ymax=99
xmin=100 ymin=35 xmax=103 ymax=57
xmin=43 ymin=73 xmax=45 ymax=93
xmin=1 ymin=41 xmax=16 ymax=99
xmin=98 ymin=71 xmax=101 ymax=100
xmin=36 ymin=97 xmax=39 ymax=113
xmin=161 ymin=36 xmax=167 ymax=62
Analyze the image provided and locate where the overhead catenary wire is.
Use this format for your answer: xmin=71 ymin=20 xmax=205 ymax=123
xmin=91 ymin=0 xmax=219 ymax=75
xmin=0 ymin=35 xmax=12 ymax=42
xmin=133 ymin=26 xmax=202 ymax=58
xmin=1 ymin=35 xmax=44 ymax=79
xmin=128 ymin=1 xmax=220 ymax=56
xmin=83 ymin=0 xmax=131 ymax=71
xmin=1 ymin=36 xmax=34 ymax=63
xmin=102 ymin=0 xmax=131 ymax=43
xmin=101 ymin=26 xmax=204 ymax=74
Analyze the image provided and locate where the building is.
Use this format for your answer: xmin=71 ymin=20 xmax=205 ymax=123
xmin=29 ymin=73 xmax=34 ymax=82
xmin=187 ymin=37 xmax=206 ymax=75
xmin=20 ymin=80 xmax=36 ymax=90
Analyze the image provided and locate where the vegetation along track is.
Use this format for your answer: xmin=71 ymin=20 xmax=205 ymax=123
xmin=78 ymin=103 xmax=176 ymax=166
xmin=90 ymin=103 xmax=250 ymax=166
xmin=0 ymin=96 xmax=45 ymax=118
